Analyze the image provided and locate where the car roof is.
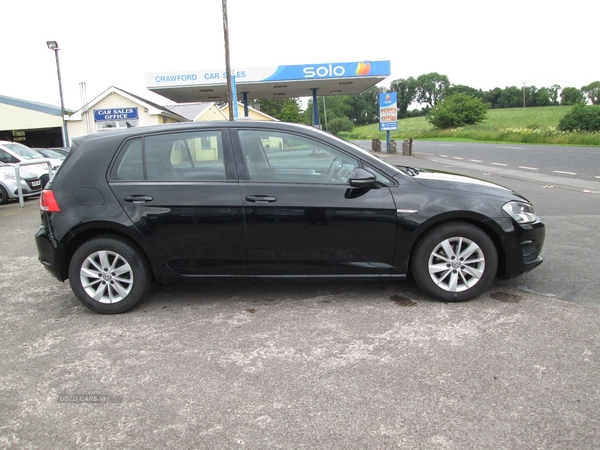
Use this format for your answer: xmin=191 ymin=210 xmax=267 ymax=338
xmin=72 ymin=121 xmax=325 ymax=147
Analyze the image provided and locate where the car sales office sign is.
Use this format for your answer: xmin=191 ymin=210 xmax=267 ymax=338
xmin=93 ymin=107 xmax=139 ymax=122
xmin=379 ymin=93 xmax=398 ymax=131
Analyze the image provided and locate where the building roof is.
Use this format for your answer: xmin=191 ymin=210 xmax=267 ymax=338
xmin=0 ymin=94 xmax=74 ymax=116
xmin=69 ymin=86 xmax=189 ymax=122
xmin=164 ymin=102 xmax=222 ymax=121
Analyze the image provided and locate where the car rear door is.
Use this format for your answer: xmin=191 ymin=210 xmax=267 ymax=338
xmin=108 ymin=128 xmax=247 ymax=275
xmin=233 ymin=127 xmax=398 ymax=275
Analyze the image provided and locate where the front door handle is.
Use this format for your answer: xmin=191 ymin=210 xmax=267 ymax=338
xmin=245 ymin=195 xmax=277 ymax=204
xmin=124 ymin=195 xmax=153 ymax=204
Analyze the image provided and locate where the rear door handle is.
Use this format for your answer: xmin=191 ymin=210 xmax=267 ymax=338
xmin=124 ymin=195 xmax=153 ymax=204
xmin=245 ymin=195 xmax=277 ymax=204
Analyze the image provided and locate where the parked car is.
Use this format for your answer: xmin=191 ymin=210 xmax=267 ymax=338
xmin=0 ymin=141 xmax=58 ymax=187
xmin=0 ymin=161 xmax=43 ymax=204
xmin=48 ymin=147 xmax=71 ymax=157
xmin=35 ymin=121 xmax=545 ymax=314
xmin=32 ymin=148 xmax=66 ymax=161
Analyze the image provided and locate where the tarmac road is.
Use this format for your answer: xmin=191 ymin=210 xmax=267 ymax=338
xmin=370 ymin=143 xmax=600 ymax=309
xmin=0 ymin=186 xmax=599 ymax=448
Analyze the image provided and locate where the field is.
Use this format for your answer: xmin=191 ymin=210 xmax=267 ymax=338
xmin=341 ymin=106 xmax=600 ymax=146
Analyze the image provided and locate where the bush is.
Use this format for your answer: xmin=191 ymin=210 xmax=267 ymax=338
xmin=558 ymin=104 xmax=600 ymax=132
xmin=426 ymin=94 xmax=488 ymax=129
xmin=327 ymin=117 xmax=354 ymax=135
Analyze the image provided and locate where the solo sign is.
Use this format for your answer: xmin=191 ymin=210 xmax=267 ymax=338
xmin=94 ymin=107 xmax=139 ymax=122
xmin=379 ymin=93 xmax=398 ymax=131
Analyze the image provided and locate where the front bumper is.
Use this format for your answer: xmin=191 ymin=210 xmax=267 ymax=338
xmin=493 ymin=218 xmax=545 ymax=280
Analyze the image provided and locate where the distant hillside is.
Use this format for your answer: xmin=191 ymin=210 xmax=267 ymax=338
xmin=342 ymin=106 xmax=599 ymax=146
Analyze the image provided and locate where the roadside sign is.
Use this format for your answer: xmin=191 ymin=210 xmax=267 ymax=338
xmin=379 ymin=92 xmax=398 ymax=131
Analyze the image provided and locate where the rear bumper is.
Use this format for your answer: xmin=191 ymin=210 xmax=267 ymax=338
xmin=35 ymin=225 xmax=65 ymax=281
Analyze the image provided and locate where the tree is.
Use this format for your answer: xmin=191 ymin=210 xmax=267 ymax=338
xmin=349 ymin=86 xmax=382 ymax=125
xmin=524 ymin=85 xmax=538 ymax=107
xmin=327 ymin=117 xmax=354 ymax=135
xmin=558 ymin=104 xmax=600 ymax=132
xmin=581 ymin=81 xmax=600 ymax=105
xmin=258 ymin=98 xmax=301 ymax=119
xmin=560 ymin=87 xmax=585 ymax=105
xmin=496 ymin=86 xmax=523 ymax=109
xmin=305 ymin=95 xmax=354 ymax=127
xmin=535 ymin=87 xmax=552 ymax=107
xmin=482 ymin=87 xmax=502 ymax=108
xmin=415 ymin=72 xmax=450 ymax=108
xmin=548 ymin=84 xmax=561 ymax=105
xmin=389 ymin=77 xmax=417 ymax=118
xmin=426 ymin=93 xmax=488 ymax=129
xmin=279 ymin=103 xmax=302 ymax=123
xmin=448 ymin=84 xmax=482 ymax=98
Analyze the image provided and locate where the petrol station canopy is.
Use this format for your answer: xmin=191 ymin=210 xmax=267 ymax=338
xmin=145 ymin=60 xmax=391 ymax=103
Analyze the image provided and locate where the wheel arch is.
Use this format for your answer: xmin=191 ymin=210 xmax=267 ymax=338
xmin=401 ymin=212 xmax=507 ymax=278
xmin=57 ymin=222 xmax=163 ymax=282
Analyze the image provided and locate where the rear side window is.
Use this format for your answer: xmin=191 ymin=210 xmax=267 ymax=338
xmin=112 ymin=131 xmax=227 ymax=181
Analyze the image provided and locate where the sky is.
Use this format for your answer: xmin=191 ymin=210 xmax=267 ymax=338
xmin=3 ymin=0 xmax=598 ymax=111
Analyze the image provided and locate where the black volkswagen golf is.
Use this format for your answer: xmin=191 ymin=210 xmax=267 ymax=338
xmin=35 ymin=121 xmax=544 ymax=314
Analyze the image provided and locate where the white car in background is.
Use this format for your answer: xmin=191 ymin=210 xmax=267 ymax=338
xmin=0 ymin=141 xmax=60 ymax=187
xmin=0 ymin=161 xmax=43 ymax=205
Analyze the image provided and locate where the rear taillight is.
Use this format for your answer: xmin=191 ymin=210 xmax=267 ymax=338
xmin=40 ymin=190 xmax=61 ymax=213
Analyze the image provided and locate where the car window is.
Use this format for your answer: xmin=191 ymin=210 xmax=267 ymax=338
xmin=362 ymin=165 xmax=394 ymax=186
xmin=238 ymin=130 xmax=358 ymax=184
xmin=113 ymin=131 xmax=226 ymax=181
xmin=3 ymin=143 xmax=42 ymax=160
xmin=0 ymin=150 xmax=19 ymax=164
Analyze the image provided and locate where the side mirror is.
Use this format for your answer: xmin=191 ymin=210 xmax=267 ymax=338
xmin=349 ymin=168 xmax=376 ymax=188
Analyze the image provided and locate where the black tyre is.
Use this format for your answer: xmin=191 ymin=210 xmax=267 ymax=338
xmin=410 ymin=222 xmax=498 ymax=302
xmin=69 ymin=236 xmax=151 ymax=314
xmin=0 ymin=185 xmax=8 ymax=205
xmin=40 ymin=173 xmax=50 ymax=189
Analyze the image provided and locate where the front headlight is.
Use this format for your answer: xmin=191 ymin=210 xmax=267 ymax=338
xmin=502 ymin=201 xmax=538 ymax=224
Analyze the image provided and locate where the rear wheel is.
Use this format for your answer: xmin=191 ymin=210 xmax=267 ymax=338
xmin=410 ymin=222 xmax=498 ymax=302
xmin=69 ymin=236 xmax=151 ymax=314
xmin=0 ymin=185 xmax=8 ymax=205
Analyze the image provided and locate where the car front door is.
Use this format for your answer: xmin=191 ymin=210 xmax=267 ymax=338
xmin=109 ymin=128 xmax=247 ymax=275
xmin=233 ymin=128 xmax=398 ymax=275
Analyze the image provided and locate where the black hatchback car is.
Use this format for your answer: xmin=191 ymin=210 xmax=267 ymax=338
xmin=35 ymin=121 xmax=544 ymax=313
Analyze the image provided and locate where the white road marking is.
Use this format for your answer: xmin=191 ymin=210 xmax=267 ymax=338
xmin=469 ymin=159 xmax=483 ymax=163
xmin=439 ymin=155 xmax=448 ymax=158
xmin=495 ymin=146 xmax=526 ymax=150
xmin=453 ymin=157 xmax=463 ymax=160
xmin=492 ymin=162 xmax=507 ymax=166
xmin=595 ymin=176 xmax=600 ymax=179
xmin=518 ymin=166 xmax=538 ymax=170
xmin=553 ymin=170 xmax=577 ymax=175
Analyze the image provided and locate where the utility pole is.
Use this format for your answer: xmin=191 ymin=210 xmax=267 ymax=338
xmin=222 ymin=0 xmax=234 ymax=121
xmin=522 ymin=82 xmax=527 ymax=108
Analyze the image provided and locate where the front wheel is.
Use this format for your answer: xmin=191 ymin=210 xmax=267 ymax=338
xmin=410 ymin=222 xmax=498 ymax=302
xmin=69 ymin=236 xmax=151 ymax=314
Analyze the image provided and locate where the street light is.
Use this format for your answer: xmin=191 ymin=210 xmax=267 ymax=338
xmin=46 ymin=40 xmax=69 ymax=146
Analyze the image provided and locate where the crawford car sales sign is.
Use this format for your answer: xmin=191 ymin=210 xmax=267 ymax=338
xmin=94 ymin=107 xmax=139 ymax=122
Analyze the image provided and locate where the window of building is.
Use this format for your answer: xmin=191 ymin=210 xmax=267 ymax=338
xmin=97 ymin=120 xmax=139 ymax=132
